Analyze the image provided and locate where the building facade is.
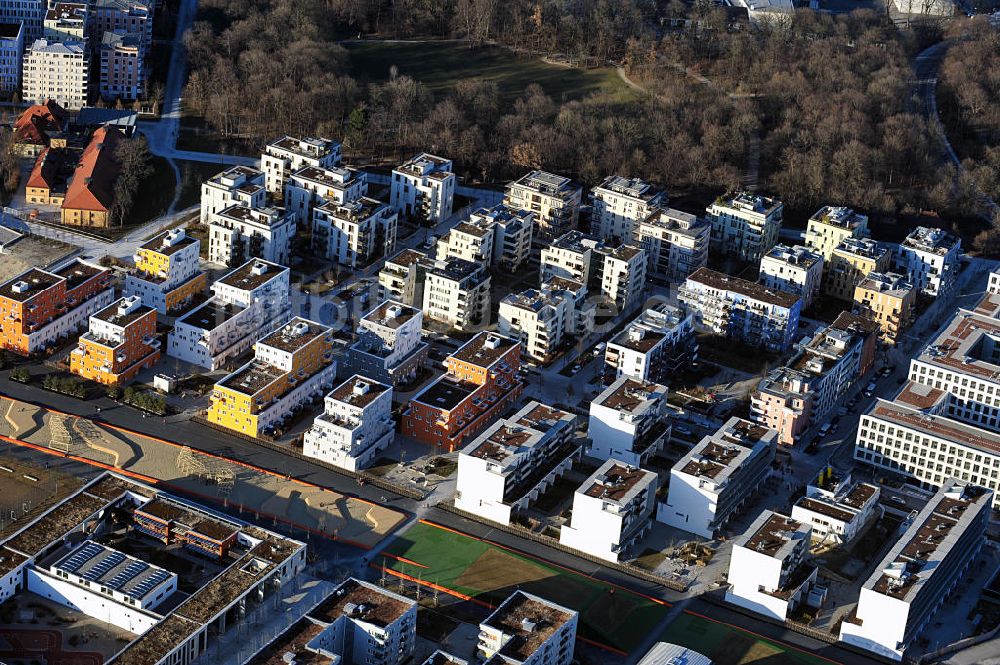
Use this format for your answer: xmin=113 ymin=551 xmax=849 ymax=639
xmin=347 ymin=300 xmax=429 ymax=387
xmin=284 ymin=165 xmax=365 ymax=226
xmin=804 ymin=206 xmax=869 ymax=264
xmin=311 ymin=197 xmax=397 ymax=269
xmin=852 ymin=272 xmax=916 ymax=346
xmin=478 ymin=591 xmax=578 ymax=665
xmin=0 ymin=21 xmax=22 ymax=93
xmin=635 ymin=207 xmax=710 ymax=283
xmin=99 ymin=31 xmax=143 ymax=101
xmin=200 ymin=166 xmax=266 ymax=224
xmin=824 ymin=237 xmax=890 ymax=301
xmin=758 ymin=244 xmax=823 ymax=310
xmin=302 ymin=375 xmax=394 ymax=472
xmin=893 ymin=226 xmax=961 ymax=297
xmin=261 ymin=136 xmax=340 ymax=194
xmin=22 ymin=38 xmax=89 ymax=109
xmin=422 ymin=258 xmax=491 ymax=331
xmin=124 ymin=228 xmax=206 ymax=314
xmin=471 ymin=204 xmax=534 ymax=272
xmin=603 ymin=303 xmax=696 ymax=384
xmin=70 ymin=296 xmax=159 ymax=386
xmin=504 ymin=170 xmax=581 ymax=243
xmin=589 ymin=175 xmax=666 ymax=243
xmin=588 ymin=377 xmax=671 ymax=467
xmin=706 ymin=191 xmax=783 ymax=263
xmin=208 ymin=204 xmax=295 ymax=267
xmin=390 ymin=153 xmax=455 ymax=225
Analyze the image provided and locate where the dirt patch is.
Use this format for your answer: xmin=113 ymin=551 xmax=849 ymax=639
xmin=581 ymin=590 xmax=644 ymax=636
xmin=454 ymin=548 xmax=555 ymax=593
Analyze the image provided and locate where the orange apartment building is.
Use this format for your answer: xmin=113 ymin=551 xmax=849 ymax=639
xmin=0 ymin=259 xmax=114 ymax=356
xmin=403 ymin=331 xmax=524 ymax=451
xmin=70 ymin=296 xmax=161 ymax=386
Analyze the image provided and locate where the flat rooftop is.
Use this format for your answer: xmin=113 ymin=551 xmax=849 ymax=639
xmin=917 ymin=306 xmax=1000 ymax=384
xmin=593 ymin=377 xmax=663 ymax=414
xmin=796 ymin=497 xmax=855 ymax=523
xmin=809 ymin=206 xmax=866 ymax=229
xmin=217 ymin=259 xmax=286 ymax=291
xmin=686 ymin=267 xmax=800 ymax=309
xmin=258 ymin=318 xmax=328 ymax=353
xmin=311 ymin=578 xmax=414 ymax=628
xmin=178 ymin=299 xmax=243 ymax=331
xmin=483 ymin=591 xmax=575 ymax=662
xmin=92 ymin=299 xmax=154 ymax=328
xmin=219 ymin=361 xmax=285 ymax=396
xmin=268 ymin=135 xmax=334 ymax=158
xmin=0 ymin=267 xmax=62 ymax=301
xmin=412 ymin=376 xmax=477 ymax=412
xmin=834 ymin=237 xmax=886 ymax=260
xmin=362 ymin=300 xmax=419 ymax=330
xmin=741 ymin=511 xmax=807 ymax=559
xmin=450 ymin=332 xmax=518 ymax=369
xmin=328 ymin=375 xmax=390 ymax=409
xmin=385 ymin=248 xmax=429 ymax=269
xmin=140 ymin=230 xmax=197 ymax=257
xmin=511 ymin=402 xmax=574 ymax=433
xmin=596 ymin=175 xmax=662 ymax=201
xmin=582 ymin=461 xmax=654 ymax=504
xmin=510 ymin=170 xmax=575 ymax=196
xmin=5 ymin=492 xmax=106 ymax=556
xmin=902 ymin=226 xmax=960 ymax=255
xmin=293 ymin=164 xmax=357 ymax=188
xmin=54 ymin=259 xmax=105 ymax=290
xmin=53 ymin=540 xmax=175 ymax=601
xmin=868 ymin=397 xmax=1000 ymax=455
xmin=246 ymin=617 xmax=327 ymax=665
xmin=453 ymin=221 xmax=492 ymax=238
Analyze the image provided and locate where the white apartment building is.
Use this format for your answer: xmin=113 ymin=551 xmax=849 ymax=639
xmin=504 ymin=170 xmax=582 ymax=242
xmin=725 ymin=511 xmax=821 ymax=621
xmin=303 ymin=375 xmax=394 ymax=472
xmin=540 ymin=231 xmax=599 ymax=284
xmin=311 ymin=196 xmax=397 ymax=269
xmin=804 ymin=206 xmax=869 ymax=264
xmin=471 ymin=204 xmax=535 ymax=271
xmin=377 ymin=248 xmax=434 ymax=307
xmin=347 ymin=300 xmax=429 ymax=387
xmin=706 ymin=191 xmax=783 ymax=264
xmin=559 ymin=460 xmax=657 ymax=562
xmin=893 ymin=226 xmax=962 ymax=297
xmin=200 ymin=166 xmax=266 ymax=224
xmin=679 ymin=267 xmax=802 ymax=353
xmin=167 ymin=259 xmax=289 ymax=370
xmin=422 ymin=652 xmax=467 ymax=665
xmin=390 ymin=153 xmax=455 ymax=224
xmin=589 ymin=175 xmax=666 ymax=243
xmin=758 ymin=244 xmax=823 ymax=310
xmin=123 ymin=228 xmax=204 ymax=314
xmin=0 ymin=22 xmax=22 ymax=93
xmin=422 ymin=258 xmax=491 ymax=331
xmin=261 ymin=136 xmax=341 ymax=194
xmin=603 ymin=303 xmax=696 ymax=384
xmin=588 ymin=377 xmax=670 ymax=467
xmin=658 ymin=417 xmax=777 ymax=538
xmin=840 ymin=480 xmax=991 ymax=661
xmin=478 ymin=591 xmax=578 ymax=665
xmin=284 ymin=165 xmax=366 ymax=225
xmin=635 ymin=207 xmax=710 ymax=282
xmin=989 ymin=266 xmax=1000 ymax=294
xmin=498 ymin=286 xmax=576 ymax=364
xmin=791 ymin=470 xmax=880 ymax=545
xmin=43 ymin=3 xmax=86 ymax=43
xmin=600 ymin=244 xmax=646 ymax=313
xmin=437 ymin=217 xmax=494 ymax=264
xmin=208 ymin=204 xmax=295 ymax=267
xmin=455 ymin=402 xmax=579 ymax=525
xmin=22 ymin=39 xmax=88 ymax=109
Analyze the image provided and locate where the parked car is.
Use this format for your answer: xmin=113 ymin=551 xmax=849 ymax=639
xmin=818 ymin=422 xmax=832 ymax=436
xmin=889 ymin=495 xmax=906 ymax=506
xmin=863 ymin=381 xmax=877 ymax=398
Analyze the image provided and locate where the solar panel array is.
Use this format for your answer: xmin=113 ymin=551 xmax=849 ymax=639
xmin=56 ymin=542 xmax=103 ymax=574
xmin=54 ymin=540 xmax=176 ymax=602
xmin=81 ymin=551 xmax=126 ymax=581
xmin=105 ymin=560 xmax=149 ymax=591
xmin=130 ymin=569 xmax=172 ymax=599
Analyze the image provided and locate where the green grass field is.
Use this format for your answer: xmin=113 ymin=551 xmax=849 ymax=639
xmin=660 ymin=612 xmax=835 ymax=665
xmin=345 ymin=41 xmax=635 ymax=104
xmin=382 ymin=521 xmax=669 ymax=653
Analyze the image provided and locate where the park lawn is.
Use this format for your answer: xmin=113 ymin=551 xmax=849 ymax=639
xmin=345 ymin=41 xmax=635 ymax=104
xmin=660 ymin=612 xmax=835 ymax=665
xmin=382 ymin=521 xmax=669 ymax=653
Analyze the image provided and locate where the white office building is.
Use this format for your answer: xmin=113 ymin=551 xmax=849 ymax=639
xmin=208 ymin=204 xmax=295 ymax=267
xmin=377 ymin=248 xmax=434 ymax=307
xmin=504 ymin=170 xmax=582 ymax=242
xmin=588 ymin=377 xmax=670 ymax=467
xmin=658 ymin=417 xmax=777 ymax=538
xmin=261 ymin=135 xmax=341 ymax=194
xmin=559 ymin=460 xmax=658 ymax=562
xmin=590 ymin=175 xmax=666 ymax=243
xmin=284 ymin=165 xmax=366 ymax=225
xmin=840 ymin=480 xmax=991 ymax=661
xmin=347 ymin=300 xmax=429 ymax=387
xmin=758 ymin=244 xmax=823 ymax=310
xmin=200 ymin=166 xmax=266 ymax=224
xmin=455 ymin=402 xmax=578 ymax=526
xmin=706 ymin=191 xmax=783 ymax=264
xmin=893 ymin=226 xmax=962 ymax=297
xmin=22 ymin=38 xmax=88 ymax=109
xmin=311 ymin=197 xmax=397 ymax=269
xmin=540 ymin=231 xmax=599 ymax=284
xmin=390 ymin=152 xmax=455 ymax=224
xmin=303 ymin=375 xmax=394 ymax=472
xmin=635 ymin=207 xmax=710 ymax=282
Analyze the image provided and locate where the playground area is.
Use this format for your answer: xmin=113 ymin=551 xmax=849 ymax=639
xmin=0 ymin=397 xmax=406 ymax=549
xmin=381 ymin=520 xmax=670 ymax=654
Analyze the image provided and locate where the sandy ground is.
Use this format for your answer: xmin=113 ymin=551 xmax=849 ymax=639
xmin=0 ymin=397 xmax=405 ymax=549
xmin=0 ymin=236 xmax=78 ymax=282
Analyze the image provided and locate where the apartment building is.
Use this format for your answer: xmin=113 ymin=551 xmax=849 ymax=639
xmin=69 ymin=296 xmax=159 ymax=386
xmin=436 ymin=217 xmax=494 ymax=264
xmin=261 ymin=135 xmax=340 ymax=194
xmin=840 ymin=480 xmax=991 ymax=661
xmin=207 ymin=318 xmax=337 ymax=438
xmin=893 ymin=225 xmax=962 ymax=297
xmin=168 ymin=259 xmax=289 ymax=371
xmin=791 ymin=469 xmax=880 ymax=545
xmin=200 ymin=165 xmax=266 ymax=223
xmin=99 ymin=31 xmax=143 ymax=101
xmin=751 ymin=312 xmax=879 ymax=445
xmin=853 ymin=272 xmax=916 ymax=345
xmin=589 ymin=175 xmax=666 ymax=243
xmin=603 ymin=303 xmax=697 ymax=384
xmin=498 ymin=286 xmax=577 ymax=364
xmin=600 ymin=244 xmax=647 ymax=313
xmin=0 ymin=259 xmax=113 ymax=355
xmin=706 ymin=191 xmax=783 ymax=263
xmin=804 ymin=206 xmax=869 ymax=264
xmin=679 ymin=267 xmax=802 ymax=353
xmin=454 ymin=401 xmax=579 ymax=525
xmin=588 ymin=377 xmax=670 ymax=467
xmin=22 ymin=39 xmax=88 ymax=109
xmin=0 ymin=0 xmax=44 ymax=43
xmin=422 ymin=652 xmax=467 ymax=665
xmin=43 ymin=3 xmax=86 ymax=42
xmin=504 ymin=170 xmax=582 ymax=242
xmin=347 ymin=300 xmax=428 ymax=387
xmin=560 ymin=460 xmax=658 ymax=562
xmin=725 ymin=511 xmax=821 ymax=621
xmin=658 ymin=417 xmax=777 ymax=538
xmin=284 ymin=165 xmax=365 ymax=225
xmin=124 ymin=228 xmax=206 ymax=314
xmin=311 ymin=196 xmax=397 ymax=269
xmin=470 ymin=204 xmax=534 ymax=271
xmin=302 ymin=375 xmax=393 ymax=472
xmin=758 ymin=244 xmax=823 ymax=310
xmin=422 ymin=258 xmax=491 ymax=331
xmin=89 ymin=0 xmax=150 ymax=52
xmin=377 ymin=248 xmax=434 ymax=306
xmin=635 ymin=207 xmax=710 ymax=282
xmin=824 ymin=237 xmax=890 ymax=301
xmin=989 ymin=266 xmax=1000 ymax=294
xmin=540 ymin=231 xmax=599 ymax=284
xmin=208 ymin=204 xmax=295 ymax=267
xmin=478 ymin=591 xmax=578 ymax=665
xmin=390 ymin=152 xmax=455 ymax=224
xmin=402 ymin=332 xmax=524 ymax=451
xmin=0 ymin=22 xmax=22 ymax=93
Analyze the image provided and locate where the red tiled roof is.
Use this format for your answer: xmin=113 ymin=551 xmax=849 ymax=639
xmin=14 ymin=100 xmax=68 ymax=146
xmin=62 ymin=126 xmax=123 ymax=214
xmin=26 ymin=148 xmax=59 ymax=190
